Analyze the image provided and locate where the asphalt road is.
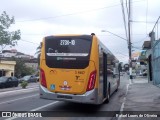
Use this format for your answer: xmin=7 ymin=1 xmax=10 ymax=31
xmin=0 ymin=74 xmax=130 ymax=120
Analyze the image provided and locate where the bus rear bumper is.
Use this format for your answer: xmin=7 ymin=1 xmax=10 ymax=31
xmin=39 ymin=85 xmax=99 ymax=104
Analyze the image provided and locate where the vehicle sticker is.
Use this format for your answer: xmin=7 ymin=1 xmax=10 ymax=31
xmin=63 ymin=81 xmax=68 ymax=85
xmin=50 ymin=70 xmax=57 ymax=74
xmin=78 ymin=71 xmax=85 ymax=74
xmin=75 ymin=80 xmax=84 ymax=83
xmin=59 ymin=85 xmax=71 ymax=90
xmin=57 ymin=57 xmax=76 ymax=61
xmin=47 ymin=53 xmax=88 ymax=57
xmin=50 ymin=84 xmax=55 ymax=90
xmin=75 ymin=71 xmax=85 ymax=74
xmin=75 ymin=76 xmax=80 ymax=80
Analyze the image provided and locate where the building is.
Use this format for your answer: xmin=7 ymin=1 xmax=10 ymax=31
xmin=0 ymin=49 xmax=38 ymax=77
xmin=0 ymin=49 xmax=34 ymax=59
xmin=141 ymin=41 xmax=152 ymax=82
xmin=142 ymin=17 xmax=160 ymax=87
xmin=0 ymin=59 xmax=16 ymax=77
xmin=150 ymin=32 xmax=160 ymax=86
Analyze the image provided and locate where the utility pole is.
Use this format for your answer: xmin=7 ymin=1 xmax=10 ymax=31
xmin=128 ymin=0 xmax=132 ymax=79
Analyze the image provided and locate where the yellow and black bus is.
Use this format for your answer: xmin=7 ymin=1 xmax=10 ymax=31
xmin=40 ymin=33 xmax=120 ymax=104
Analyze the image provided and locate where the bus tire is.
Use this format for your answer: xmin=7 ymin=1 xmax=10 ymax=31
xmin=115 ymin=85 xmax=118 ymax=92
xmin=105 ymin=86 xmax=110 ymax=103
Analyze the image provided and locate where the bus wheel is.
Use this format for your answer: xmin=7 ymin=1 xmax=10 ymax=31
xmin=115 ymin=85 xmax=118 ymax=92
xmin=115 ymin=81 xmax=119 ymax=92
xmin=105 ymin=87 xmax=110 ymax=103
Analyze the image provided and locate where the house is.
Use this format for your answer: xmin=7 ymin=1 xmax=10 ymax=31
xmin=0 ymin=49 xmax=34 ymax=59
xmin=0 ymin=58 xmax=16 ymax=77
xmin=0 ymin=49 xmax=38 ymax=77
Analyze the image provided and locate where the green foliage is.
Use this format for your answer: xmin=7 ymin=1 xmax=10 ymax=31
xmin=35 ymin=42 xmax=42 ymax=66
xmin=25 ymin=67 xmax=35 ymax=75
xmin=11 ymin=57 xmax=35 ymax=77
xmin=35 ymin=42 xmax=42 ymax=55
xmin=0 ymin=11 xmax=21 ymax=51
xmin=20 ymin=81 xmax=28 ymax=89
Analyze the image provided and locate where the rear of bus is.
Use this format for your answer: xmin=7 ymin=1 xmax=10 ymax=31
xmin=39 ymin=34 xmax=99 ymax=104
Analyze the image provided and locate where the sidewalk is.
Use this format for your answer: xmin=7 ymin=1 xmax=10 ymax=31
xmin=120 ymin=76 xmax=160 ymax=119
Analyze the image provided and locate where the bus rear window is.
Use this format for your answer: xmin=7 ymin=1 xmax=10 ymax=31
xmin=45 ymin=36 xmax=92 ymax=69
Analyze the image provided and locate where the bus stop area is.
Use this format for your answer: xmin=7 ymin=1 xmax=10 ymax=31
xmin=120 ymin=76 xmax=160 ymax=119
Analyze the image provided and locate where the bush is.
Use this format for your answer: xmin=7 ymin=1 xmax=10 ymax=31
xmin=20 ymin=81 xmax=28 ymax=89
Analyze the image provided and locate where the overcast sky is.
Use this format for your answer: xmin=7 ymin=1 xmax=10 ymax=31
xmin=0 ymin=0 xmax=160 ymax=63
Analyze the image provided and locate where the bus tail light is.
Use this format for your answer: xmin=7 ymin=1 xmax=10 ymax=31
xmin=40 ymin=69 xmax=47 ymax=88
xmin=87 ymin=70 xmax=96 ymax=91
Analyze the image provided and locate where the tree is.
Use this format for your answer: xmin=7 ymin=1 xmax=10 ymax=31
xmin=35 ymin=42 xmax=42 ymax=66
xmin=0 ymin=11 xmax=21 ymax=52
xmin=12 ymin=58 xmax=35 ymax=77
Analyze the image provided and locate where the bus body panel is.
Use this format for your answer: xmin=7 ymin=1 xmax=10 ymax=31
xmin=40 ymin=60 xmax=96 ymax=94
xmin=40 ymin=85 xmax=99 ymax=104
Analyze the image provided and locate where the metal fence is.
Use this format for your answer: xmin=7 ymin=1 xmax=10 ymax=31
xmin=151 ymin=16 xmax=160 ymax=86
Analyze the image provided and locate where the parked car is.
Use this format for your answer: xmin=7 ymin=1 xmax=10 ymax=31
xmin=19 ymin=75 xmax=38 ymax=83
xmin=35 ymin=76 xmax=39 ymax=81
xmin=0 ymin=76 xmax=19 ymax=88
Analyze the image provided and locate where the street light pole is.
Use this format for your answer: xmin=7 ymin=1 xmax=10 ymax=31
xmin=128 ymin=0 xmax=132 ymax=79
xmin=101 ymin=30 xmax=127 ymax=41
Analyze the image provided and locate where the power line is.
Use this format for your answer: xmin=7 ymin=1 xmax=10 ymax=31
xmin=19 ymin=39 xmax=39 ymax=45
xmin=98 ymin=33 xmax=146 ymax=37
xmin=146 ymin=0 xmax=148 ymax=34
xmin=132 ymin=45 xmax=143 ymax=50
xmin=152 ymin=16 xmax=160 ymax=32
xmin=16 ymin=4 xmax=120 ymax=23
xmin=22 ymin=34 xmax=45 ymax=36
xmin=15 ymin=0 xmax=146 ymax=23
xmin=132 ymin=36 xmax=148 ymax=43
xmin=20 ymin=33 xmax=147 ymax=37
xmin=115 ymin=52 xmax=128 ymax=57
xmin=131 ymin=20 xmax=157 ymax=23
xmin=120 ymin=0 xmax=128 ymax=42
xmin=125 ymin=0 xmax=129 ymax=16
xmin=109 ymin=46 xmax=128 ymax=55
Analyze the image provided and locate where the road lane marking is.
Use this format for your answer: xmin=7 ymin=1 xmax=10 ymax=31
xmin=0 ymin=94 xmax=38 ymax=105
xmin=0 ymin=87 xmax=39 ymax=96
xmin=30 ymin=101 xmax=59 ymax=111
xmin=118 ymin=83 xmax=130 ymax=120
xmin=5 ymin=101 xmax=59 ymax=120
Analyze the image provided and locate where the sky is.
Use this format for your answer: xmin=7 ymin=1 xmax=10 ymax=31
xmin=0 ymin=0 xmax=160 ymax=63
